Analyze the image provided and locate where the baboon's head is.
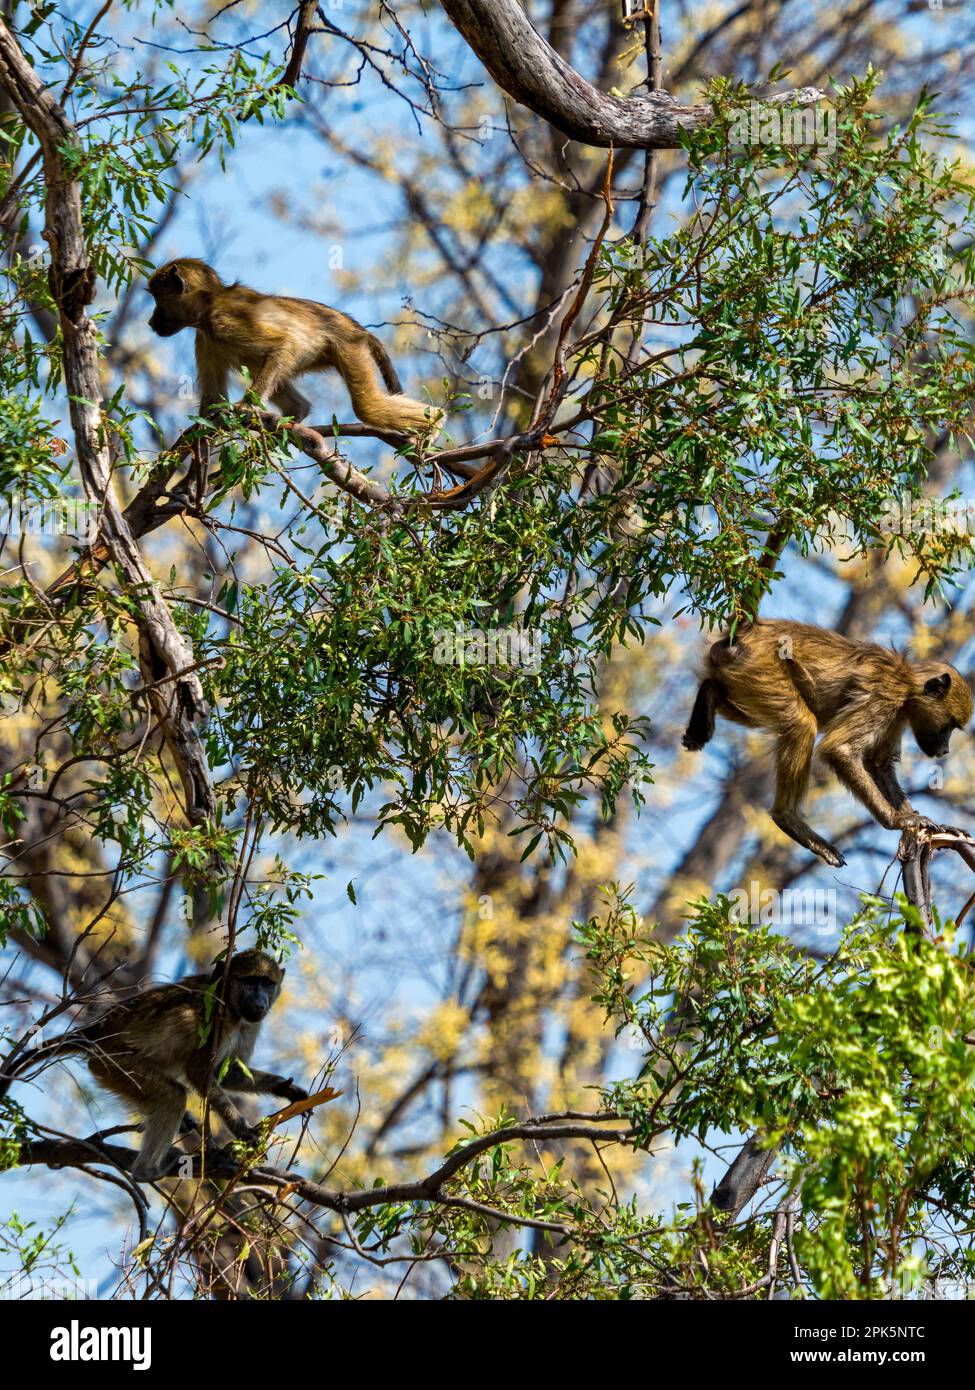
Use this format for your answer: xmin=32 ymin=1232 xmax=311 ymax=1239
xmin=907 ymin=663 xmax=973 ymax=757
xmin=147 ymin=258 xmax=221 ymax=337
xmin=214 ymin=950 xmax=286 ymax=1025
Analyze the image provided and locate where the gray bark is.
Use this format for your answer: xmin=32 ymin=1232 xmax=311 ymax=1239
xmin=439 ymin=0 xmax=825 ymax=149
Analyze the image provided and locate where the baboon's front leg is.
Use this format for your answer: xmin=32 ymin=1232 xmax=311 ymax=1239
xmin=221 ymin=1059 xmax=308 ymax=1103
xmin=819 ymin=736 xmax=905 ymax=832
xmin=250 ymin=349 xmax=303 ymax=413
xmin=192 ymin=352 xmax=229 ymax=508
xmin=682 ymin=678 xmax=725 ymax=751
xmin=865 ymin=751 xmax=910 ymax=816
xmin=207 ymin=1085 xmax=258 ymax=1143
xmin=864 ymin=752 xmax=943 ymax=834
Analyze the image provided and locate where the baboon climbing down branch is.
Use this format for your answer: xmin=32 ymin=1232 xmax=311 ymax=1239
xmin=683 ymin=620 xmax=973 ymax=867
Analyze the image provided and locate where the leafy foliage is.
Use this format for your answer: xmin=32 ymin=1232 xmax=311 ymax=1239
xmin=345 ymin=890 xmax=975 ymax=1298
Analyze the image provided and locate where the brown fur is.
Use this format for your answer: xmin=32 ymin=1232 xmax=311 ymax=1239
xmin=682 ymin=619 xmax=973 ymax=867
xmin=147 ymin=257 xmax=442 ymax=437
xmin=6 ymin=950 xmax=306 ymax=1179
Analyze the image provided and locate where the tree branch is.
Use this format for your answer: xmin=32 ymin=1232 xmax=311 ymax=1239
xmin=281 ymin=0 xmax=318 ymax=89
xmin=15 ymin=1114 xmax=639 ymax=1217
xmin=710 ymin=1133 xmax=775 ymax=1218
xmin=897 ymin=823 xmax=975 ymax=930
xmin=438 ymin=0 xmax=826 ymax=149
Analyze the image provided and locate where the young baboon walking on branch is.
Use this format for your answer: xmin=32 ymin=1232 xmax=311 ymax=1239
xmin=147 ymin=257 xmax=442 ymax=437
xmin=682 ymin=619 xmax=973 ymax=867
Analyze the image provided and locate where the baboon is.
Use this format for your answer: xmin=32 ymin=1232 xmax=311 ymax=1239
xmin=147 ymin=257 xmax=442 ymax=437
xmin=682 ymin=619 xmax=972 ymax=867
xmin=3 ymin=950 xmax=306 ymax=1179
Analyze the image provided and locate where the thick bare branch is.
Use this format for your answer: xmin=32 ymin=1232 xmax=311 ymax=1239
xmin=898 ymin=824 xmax=975 ymax=930
xmin=281 ymin=0 xmax=318 ymax=89
xmin=438 ymin=0 xmax=825 ymax=149
xmin=711 ymin=1133 xmax=776 ymax=1218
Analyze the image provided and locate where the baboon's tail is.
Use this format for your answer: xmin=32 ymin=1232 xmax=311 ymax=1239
xmin=341 ymin=338 xmax=443 ymax=438
xmin=368 ymin=334 xmax=404 ymax=394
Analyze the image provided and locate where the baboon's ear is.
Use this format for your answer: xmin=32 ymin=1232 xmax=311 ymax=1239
xmin=156 ymin=265 xmax=186 ymax=294
xmin=924 ymin=673 xmax=951 ymax=698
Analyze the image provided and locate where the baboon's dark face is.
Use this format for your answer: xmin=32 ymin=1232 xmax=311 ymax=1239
xmin=147 ymin=290 xmax=186 ymax=338
xmin=224 ymin=953 xmax=285 ymax=1023
xmin=231 ymin=973 xmax=281 ymax=1023
xmin=909 ymin=667 xmax=973 ymax=757
xmin=148 ymin=305 xmax=182 ymax=337
xmin=147 ymin=266 xmax=189 ymax=338
xmin=914 ymin=724 xmax=954 ymax=758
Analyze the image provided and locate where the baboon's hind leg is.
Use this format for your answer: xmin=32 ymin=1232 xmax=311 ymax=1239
xmin=683 ymin=678 xmax=724 ymax=751
xmin=132 ymin=1075 xmax=188 ymax=1180
xmin=770 ymin=711 xmax=846 ymax=868
xmin=271 ymin=380 xmax=312 ymax=423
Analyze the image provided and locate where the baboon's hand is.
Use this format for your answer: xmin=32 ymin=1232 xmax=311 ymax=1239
xmin=275 ymin=1077 xmax=309 ymax=1104
xmin=896 ymin=812 xmax=941 ymax=834
xmin=233 ymin=1123 xmax=264 ymax=1149
xmin=234 ymin=399 xmax=267 ymax=432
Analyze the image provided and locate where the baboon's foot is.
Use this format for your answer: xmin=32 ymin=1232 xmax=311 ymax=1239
xmin=772 ymin=812 xmax=846 ymax=869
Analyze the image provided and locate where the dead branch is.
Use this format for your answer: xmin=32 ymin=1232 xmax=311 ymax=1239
xmin=438 ymin=0 xmax=826 ymax=150
xmin=13 ymin=1112 xmax=639 ymax=1220
xmin=897 ymin=822 xmax=975 ymax=930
